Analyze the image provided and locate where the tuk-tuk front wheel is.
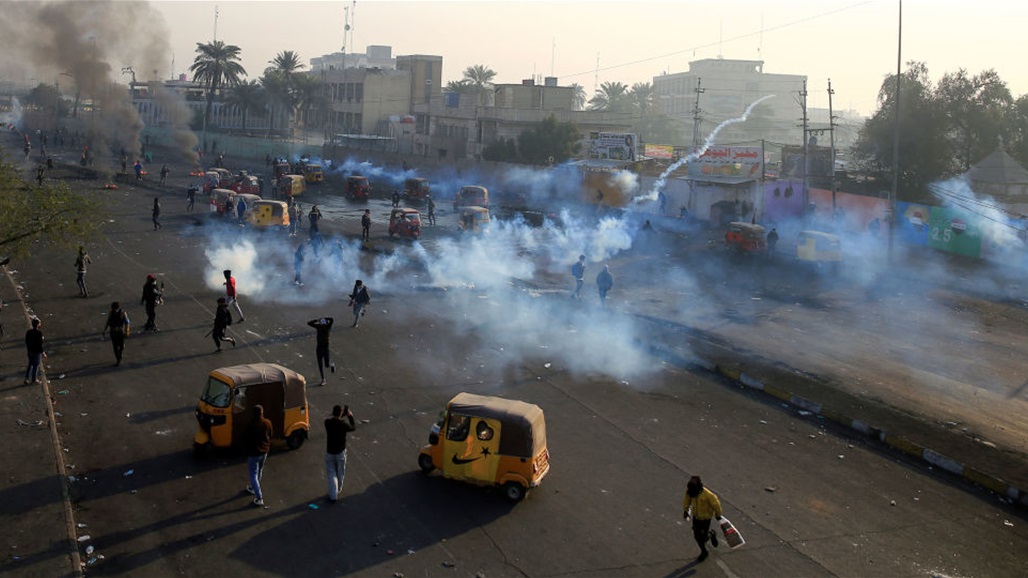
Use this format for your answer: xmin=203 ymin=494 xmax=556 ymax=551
xmin=503 ymin=481 xmax=526 ymax=502
xmin=192 ymin=442 xmax=209 ymax=459
xmin=286 ymin=430 xmax=307 ymax=450
xmin=418 ymin=453 xmax=435 ymax=474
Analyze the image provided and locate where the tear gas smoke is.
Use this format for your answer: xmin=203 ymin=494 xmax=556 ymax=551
xmin=0 ymin=0 xmax=173 ymax=169
xmin=1 ymin=98 xmax=24 ymax=130
xmin=929 ymin=176 xmax=1023 ymax=250
xmin=153 ymin=86 xmax=200 ymax=167
xmin=643 ymin=95 xmax=777 ymax=202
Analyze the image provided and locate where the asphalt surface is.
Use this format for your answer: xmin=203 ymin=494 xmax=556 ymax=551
xmin=2 ymin=137 xmax=1028 ymax=577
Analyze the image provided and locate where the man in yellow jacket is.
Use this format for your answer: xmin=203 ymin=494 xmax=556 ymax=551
xmin=682 ymin=475 xmax=723 ymax=562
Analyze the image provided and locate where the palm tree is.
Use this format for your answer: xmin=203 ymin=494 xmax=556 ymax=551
xmin=225 ymin=80 xmax=266 ymax=132
xmin=588 ymin=81 xmax=629 ymax=112
xmin=260 ymin=69 xmax=291 ymax=137
xmin=446 ymin=79 xmax=474 ymax=95
xmin=265 ymin=51 xmax=306 ymax=137
xmin=190 ymin=40 xmax=247 ymax=136
xmin=628 ymin=82 xmax=655 ymax=116
xmin=293 ymin=74 xmax=325 ymax=143
xmin=462 ymin=64 xmax=497 ymax=92
xmin=570 ymin=83 xmax=587 ymax=111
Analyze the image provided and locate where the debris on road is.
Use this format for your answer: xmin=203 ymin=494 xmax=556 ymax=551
xmin=123 ymin=469 xmax=134 ymax=477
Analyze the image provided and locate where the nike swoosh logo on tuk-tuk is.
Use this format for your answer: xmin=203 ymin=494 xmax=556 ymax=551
xmin=451 ymin=454 xmax=482 ymax=465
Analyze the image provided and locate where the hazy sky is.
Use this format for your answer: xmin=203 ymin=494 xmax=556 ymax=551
xmin=147 ymin=0 xmax=1026 ymax=117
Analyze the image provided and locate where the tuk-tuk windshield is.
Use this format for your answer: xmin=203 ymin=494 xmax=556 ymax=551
xmin=201 ymin=377 xmax=232 ymax=408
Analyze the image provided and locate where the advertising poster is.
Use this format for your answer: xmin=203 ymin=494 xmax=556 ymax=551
xmin=588 ymin=132 xmax=637 ymax=162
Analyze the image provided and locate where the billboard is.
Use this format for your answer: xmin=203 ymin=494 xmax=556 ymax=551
xmin=687 ymin=146 xmax=762 ymax=179
xmin=644 ymin=143 xmax=674 ymax=159
xmin=588 ymin=132 xmax=637 ymax=162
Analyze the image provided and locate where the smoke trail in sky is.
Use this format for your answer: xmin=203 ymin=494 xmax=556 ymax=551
xmin=641 ymin=95 xmax=776 ymax=202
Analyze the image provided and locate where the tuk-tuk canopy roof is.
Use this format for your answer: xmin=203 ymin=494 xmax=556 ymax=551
xmin=254 ymin=199 xmax=287 ymax=208
xmin=348 ymin=176 xmax=369 ymax=182
xmin=407 ymin=177 xmax=428 ymax=184
xmin=211 ymin=363 xmax=306 ymax=389
xmin=460 ymin=185 xmax=488 ymax=193
xmin=728 ymin=221 xmax=766 ymax=234
xmin=235 ymin=193 xmax=262 ymax=203
xmin=448 ymin=392 xmax=545 ymax=458
xmin=391 ymin=207 xmax=421 ymax=217
xmin=212 ymin=188 xmax=236 ymax=197
xmin=798 ymin=230 xmax=839 ymax=241
xmin=461 ymin=206 xmax=490 ymax=215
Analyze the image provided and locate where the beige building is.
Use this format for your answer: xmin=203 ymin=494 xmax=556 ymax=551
xmin=410 ymin=80 xmax=633 ymax=161
xmin=323 ymin=67 xmax=411 ymax=136
xmin=653 ymin=58 xmax=806 ymax=146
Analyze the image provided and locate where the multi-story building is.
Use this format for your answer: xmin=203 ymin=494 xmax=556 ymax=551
xmin=322 ymin=66 xmax=412 ymax=137
xmin=311 ymin=45 xmax=396 ymax=73
xmin=653 ymin=58 xmax=806 ymax=146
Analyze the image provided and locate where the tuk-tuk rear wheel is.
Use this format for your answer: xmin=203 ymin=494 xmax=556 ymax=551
xmin=417 ymin=453 xmax=435 ymax=474
xmin=503 ymin=482 xmax=525 ymax=502
xmin=286 ymin=430 xmax=306 ymax=450
xmin=192 ymin=442 xmax=209 ymax=458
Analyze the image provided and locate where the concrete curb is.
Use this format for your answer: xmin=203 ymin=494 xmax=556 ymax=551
xmin=650 ymin=343 xmax=1028 ymax=509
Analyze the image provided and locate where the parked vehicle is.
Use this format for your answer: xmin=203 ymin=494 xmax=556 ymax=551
xmin=796 ymin=230 xmax=841 ymax=270
xmin=418 ymin=392 xmax=550 ymax=501
xmin=404 ymin=177 xmax=431 ymax=202
xmin=245 ymin=200 xmax=290 ymax=230
xmin=453 ymin=185 xmax=489 ymax=210
xmin=276 ymin=174 xmax=306 ymax=199
xmin=346 ymin=176 xmax=371 ymax=202
xmin=724 ymin=222 xmax=766 ymax=254
xmin=210 ymin=188 xmax=237 ymax=215
xmin=304 ymin=163 xmax=324 ymax=184
xmin=230 ymin=172 xmax=262 ymax=196
xmin=210 ymin=167 xmax=233 ymax=188
xmin=388 ymin=207 xmax=422 ymax=240
xmin=193 ymin=363 xmax=310 ymax=455
xmin=458 ymin=206 xmax=491 ymax=234
xmin=202 ymin=171 xmax=222 ymax=194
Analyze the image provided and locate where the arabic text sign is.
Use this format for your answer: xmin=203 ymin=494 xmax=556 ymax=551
xmin=588 ymin=132 xmax=637 ymax=162
xmin=644 ymin=143 xmax=674 ymax=159
xmin=688 ymin=146 xmax=762 ymax=179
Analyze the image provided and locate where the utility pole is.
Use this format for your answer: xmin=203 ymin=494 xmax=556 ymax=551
xmin=799 ymin=80 xmax=809 ymax=220
xmin=828 ymin=78 xmax=837 ymax=220
xmin=889 ymin=0 xmax=903 ymax=262
xmin=691 ymin=78 xmax=705 ymax=148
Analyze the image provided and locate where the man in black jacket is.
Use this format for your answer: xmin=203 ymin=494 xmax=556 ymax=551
xmin=141 ymin=274 xmax=163 ymax=332
xmin=307 ymin=317 xmax=335 ymax=385
xmin=324 ymin=405 xmax=356 ymax=503
xmin=348 ymin=280 xmax=370 ymax=328
xmin=24 ymin=318 xmax=45 ymax=385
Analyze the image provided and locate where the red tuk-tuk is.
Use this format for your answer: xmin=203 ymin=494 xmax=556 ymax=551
xmin=389 ymin=208 xmax=422 ymax=240
xmin=230 ymin=173 xmax=261 ymax=195
xmin=347 ymin=176 xmax=370 ymax=202
xmin=404 ymin=177 xmax=430 ymax=202
xmin=725 ymin=222 xmax=767 ymax=254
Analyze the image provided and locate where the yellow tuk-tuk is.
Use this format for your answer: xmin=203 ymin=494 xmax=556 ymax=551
xmin=193 ymin=363 xmax=309 ymax=455
xmin=277 ymin=174 xmax=306 ymax=198
xmin=458 ymin=206 xmax=491 ymax=234
xmin=304 ymin=163 xmax=324 ymax=184
xmin=797 ymin=230 xmax=842 ymax=269
xmin=246 ymin=200 xmax=290 ymax=230
xmin=418 ymin=393 xmax=550 ymax=501
xmin=724 ymin=222 xmax=767 ymax=254
xmin=454 ymin=185 xmax=489 ymax=210
xmin=210 ymin=188 xmax=236 ymax=215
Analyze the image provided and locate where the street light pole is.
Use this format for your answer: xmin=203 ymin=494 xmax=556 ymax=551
xmin=888 ymin=0 xmax=902 ymax=262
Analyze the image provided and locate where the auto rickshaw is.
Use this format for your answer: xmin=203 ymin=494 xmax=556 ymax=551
xmin=458 ymin=206 xmax=491 ymax=234
xmin=193 ymin=363 xmax=310 ymax=455
xmin=231 ymin=173 xmax=261 ymax=195
xmin=796 ymin=230 xmax=842 ymax=270
xmin=273 ymin=161 xmax=291 ymax=180
xmin=453 ymin=185 xmax=489 ymax=210
xmin=418 ymin=392 xmax=550 ymax=502
xmin=389 ymin=207 xmax=422 ymax=240
xmin=210 ymin=188 xmax=237 ymax=215
xmin=232 ymin=193 xmax=262 ymax=218
xmin=202 ymin=171 xmax=222 ymax=194
xmin=210 ymin=167 xmax=233 ymax=188
xmin=346 ymin=176 xmax=370 ymax=201
xmin=304 ymin=163 xmax=324 ymax=184
xmin=404 ymin=177 xmax=430 ymax=202
xmin=724 ymin=222 xmax=766 ymax=254
xmin=246 ymin=199 xmax=290 ymax=230
xmin=276 ymin=174 xmax=306 ymax=198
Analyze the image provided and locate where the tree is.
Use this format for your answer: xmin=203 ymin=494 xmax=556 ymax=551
xmin=24 ymin=83 xmax=68 ymax=118
xmin=588 ymin=81 xmax=630 ymax=112
xmin=189 ymin=40 xmax=247 ymax=136
xmin=270 ymin=50 xmax=305 ymax=79
xmin=0 ymin=153 xmax=101 ymax=257
xmin=516 ymin=114 xmax=582 ymax=165
xmin=293 ymin=74 xmax=325 ymax=143
xmin=264 ymin=51 xmax=307 ymax=138
xmin=628 ymin=82 xmax=655 ymax=116
xmin=482 ymin=137 xmax=519 ymax=163
xmin=260 ymin=69 xmax=292 ymax=137
xmin=445 ymin=80 xmax=475 ymax=95
xmin=462 ymin=64 xmax=496 ymax=92
xmin=1007 ymin=95 xmax=1028 ymax=169
xmin=569 ymin=83 xmax=587 ymax=111
xmin=935 ymin=69 xmax=1012 ymax=172
xmin=225 ymin=80 xmax=266 ymax=132
xmin=851 ymin=61 xmax=952 ymax=197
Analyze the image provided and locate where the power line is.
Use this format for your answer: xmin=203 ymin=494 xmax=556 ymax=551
xmin=560 ymin=1 xmax=872 ymax=80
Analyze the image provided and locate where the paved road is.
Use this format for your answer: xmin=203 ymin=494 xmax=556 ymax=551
xmin=2 ymin=148 xmax=1027 ymax=576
